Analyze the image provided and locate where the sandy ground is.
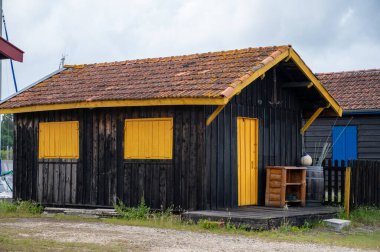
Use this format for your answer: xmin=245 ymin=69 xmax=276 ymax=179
xmin=0 ymin=218 xmax=370 ymax=252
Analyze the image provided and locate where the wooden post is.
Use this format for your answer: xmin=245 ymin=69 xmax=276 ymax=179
xmin=344 ymin=167 xmax=351 ymax=219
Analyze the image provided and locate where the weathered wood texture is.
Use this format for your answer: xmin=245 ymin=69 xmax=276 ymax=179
xmin=323 ymin=159 xmax=347 ymax=205
xmin=323 ymin=159 xmax=380 ymax=207
xmin=205 ymin=69 xmax=302 ymax=208
xmin=14 ymin=106 xmax=205 ymax=210
xmin=13 ymin=69 xmax=306 ymax=210
xmin=304 ymin=115 xmax=380 ymax=160
xmin=181 ymin=206 xmax=338 ymax=230
xmin=265 ymin=167 xmax=306 ymax=208
xmin=350 ymin=160 xmax=380 ymax=207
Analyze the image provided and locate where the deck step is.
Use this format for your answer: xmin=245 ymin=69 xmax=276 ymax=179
xmin=182 ymin=206 xmax=339 ymax=230
xmin=43 ymin=207 xmax=119 ymax=218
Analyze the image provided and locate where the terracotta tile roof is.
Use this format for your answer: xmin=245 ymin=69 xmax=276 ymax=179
xmin=0 ymin=45 xmax=290 ymax=109
xmin=316 ymin=69 xmax=380 ymax=111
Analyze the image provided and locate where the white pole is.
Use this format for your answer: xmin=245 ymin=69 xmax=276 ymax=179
xmin=0 ymin=0 xmax=3 ymax=100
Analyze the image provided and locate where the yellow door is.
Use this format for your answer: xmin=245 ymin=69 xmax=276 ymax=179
xmin=237 ymin=117 xmax=258 ymax=206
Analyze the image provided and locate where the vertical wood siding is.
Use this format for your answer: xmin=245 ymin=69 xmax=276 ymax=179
xmin=13 ymin=69 xmax=305 ymax=210
xmin=13 ymin=106 xmax=205 ymax=210
xmin=304 ymin=115 xmax=380 ymax=160
xmin=205 ymin=69 xmax=302 ymax=209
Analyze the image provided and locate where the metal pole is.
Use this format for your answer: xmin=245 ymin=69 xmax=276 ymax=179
xmin=3 ymin=11 xmax=18 ymax=92
xmin=0 ymin=0 xmax=3 ymax=156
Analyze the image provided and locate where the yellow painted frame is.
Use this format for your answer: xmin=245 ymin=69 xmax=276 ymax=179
xmin=206 ymin=105 xmax=226 ymax=126
xmin=0 ymin=98 xmax=228 ymax=114
xmin=237 ymin=117 xmax=259 ymax=206
xmin=124 ymin=117 xmax=173 ymax=160
xmin=300 ymin=104 xmax=331 ymax=134
xmin=300 ymin=107 xmax=325 ymax=134
xmin=38 ymin=121 xmax=79 ymax=159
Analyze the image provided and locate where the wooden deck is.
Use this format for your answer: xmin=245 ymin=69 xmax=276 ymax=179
xmin=181 ymin=206 xmax=338 ymax=230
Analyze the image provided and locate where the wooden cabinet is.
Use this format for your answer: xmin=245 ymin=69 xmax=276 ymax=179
xmin=265 ymin=166 xmax=306 ymax=208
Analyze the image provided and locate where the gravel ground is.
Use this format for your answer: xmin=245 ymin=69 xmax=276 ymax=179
xmin=0 ymin=218 xmax=370 ymax=251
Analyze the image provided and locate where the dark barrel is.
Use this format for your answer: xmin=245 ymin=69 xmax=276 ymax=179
xmin=306 ymin=166 xmax=324 ymax=206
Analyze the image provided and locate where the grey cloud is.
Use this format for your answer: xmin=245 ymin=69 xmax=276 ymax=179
xmin=1 ymin=0 xmax=379 ymax=99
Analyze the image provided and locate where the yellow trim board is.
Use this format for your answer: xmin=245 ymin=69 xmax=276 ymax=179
xmin=289 ymin=49 xmax=343 ymax=117
xmin=300 ymin=107 xmax=325 ymax=134
xmin=344 ymin=167 xmax=351 ymax=218
xmin=206 ymin=105 xmax=226 ymax=126
xmin=0 ymin=97 xmax=228 ymax=114
xmin=227 ymin=50 xmax=290 ymax=99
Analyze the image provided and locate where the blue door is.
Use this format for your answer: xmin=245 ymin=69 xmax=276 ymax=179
xmin=332 ymin=126 xmax=357 ymax=163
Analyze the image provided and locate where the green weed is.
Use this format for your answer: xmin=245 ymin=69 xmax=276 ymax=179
xmin=0 ymin=200 xmax=43 ymax=215
xmin=197 ymin=219 xmax=221 ymax=229
xmin=114 ymin=198 xmax=150 ymax=220
xmin=349 ymin=206 xmax=380 ymax=226
xmin=277 ymin=219 xmax=321 ymax=233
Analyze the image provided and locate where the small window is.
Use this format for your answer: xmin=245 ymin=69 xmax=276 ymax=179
xmin=38 ymin=121 xmax=79 ymax=159
xmin=124 ymin=118 xmax=173 ymax=159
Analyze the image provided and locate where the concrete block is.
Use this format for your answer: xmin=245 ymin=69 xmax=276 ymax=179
xmin=323 ymin=218 xmax=351 ymax=231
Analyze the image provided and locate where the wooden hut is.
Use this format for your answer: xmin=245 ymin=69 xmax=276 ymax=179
xmin=305 ymin=69 xmax=380 ymax=163
xmin=0 ymin=45 xmax=342 ymax=210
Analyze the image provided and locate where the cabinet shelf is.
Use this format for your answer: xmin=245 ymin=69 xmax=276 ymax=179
xmin=286 ymin=182 xmax=302 ymax=185
xmin=285 ymin=200 xmax=302 ymax=203
xmin=265 ymin=166 xmax=306 ymax=208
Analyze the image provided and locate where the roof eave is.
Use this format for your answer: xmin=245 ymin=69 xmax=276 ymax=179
xmin=343 ymin=109 xmax=380 ymax=115
xmin=218 ymin=47 xmax=343 ymax=117
xmin=0 ymin=97 xmax=229 ymax=114
xmin=288 ymin=48 xmax=343 ymax=117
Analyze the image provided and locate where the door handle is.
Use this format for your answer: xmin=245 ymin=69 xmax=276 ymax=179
xmin=251 ymin=161 xmax=254 ymax=169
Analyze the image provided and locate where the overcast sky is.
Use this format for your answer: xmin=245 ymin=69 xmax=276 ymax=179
xmin=1 ymin=0 xmax=379 ymax=99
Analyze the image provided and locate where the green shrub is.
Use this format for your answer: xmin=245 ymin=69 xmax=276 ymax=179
xmin=114 ymin=198 xmax=151 ymax=220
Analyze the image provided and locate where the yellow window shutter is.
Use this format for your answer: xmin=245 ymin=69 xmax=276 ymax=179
xmin=124 ymin=118 xmax=173 ymax=159
xmin=38 ymin=121 xmax=79 ymax=159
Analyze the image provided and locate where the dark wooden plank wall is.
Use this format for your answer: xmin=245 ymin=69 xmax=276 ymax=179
xmin=304 ymin=115 xmax=380 ymax=160
xmin=205 ymin=69 xmax=302 ymax=209
xmin=350 ymin=159 xmax=380 ymax=207
xmin=13 ymin=68 xmax=305 ymax=210
xmin=13 ymin=106 xmax=206 ymax=210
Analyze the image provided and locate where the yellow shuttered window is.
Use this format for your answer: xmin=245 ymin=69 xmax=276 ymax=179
xmin=124 ymin=118 xmax=173 ymax=159
xmin=38 ymin=121 xmax=79 ymax=159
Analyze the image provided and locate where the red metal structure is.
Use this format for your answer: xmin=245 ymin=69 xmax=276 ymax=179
xmin=0 ymin=36 xmax=23 ymax=62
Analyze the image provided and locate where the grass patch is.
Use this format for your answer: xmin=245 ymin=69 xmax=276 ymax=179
xmin=255 ymin=228 xmax=380 ymax=250
xmin=0 ymin=200 xmax=43 ymax=217
xmin=0 ymin=233 xmax=136 ymax=252
xmin=349 ymin=206 xmax=380 ymax=226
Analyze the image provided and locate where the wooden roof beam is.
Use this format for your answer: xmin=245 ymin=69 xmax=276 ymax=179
xmin=289 ymin=48 xmax=343 ymax=117
xmin=282 ymin=81 xmax=312 ymax=88
xmin=300 ymin=104 xmax=331 ymax=134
